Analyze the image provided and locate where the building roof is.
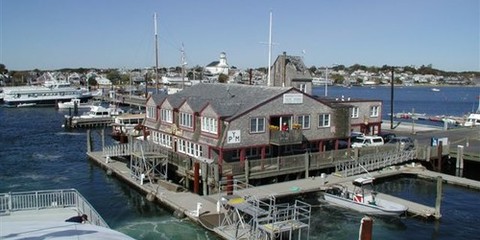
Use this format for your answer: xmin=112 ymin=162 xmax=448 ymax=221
xmin=206 ymin=61 xmax=220 ymax=67
xmin=157 ymin=83 xmax=293 ymax=121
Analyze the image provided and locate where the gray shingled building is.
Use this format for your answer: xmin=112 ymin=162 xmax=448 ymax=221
xmin=144 ymin=83 xmax=382 ymax=166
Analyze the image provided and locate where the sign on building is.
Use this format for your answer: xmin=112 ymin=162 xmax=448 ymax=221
xmin=227 ymin=130 xmax=241 ymax=144
xmin=283 ymin=93 xmax=303 ymax=104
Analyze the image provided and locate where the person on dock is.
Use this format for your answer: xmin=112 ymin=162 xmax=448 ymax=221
xmin=65 ymin=214 xmax=88 ymax=223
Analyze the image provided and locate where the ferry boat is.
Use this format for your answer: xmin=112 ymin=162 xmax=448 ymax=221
xmin=0 ymin=188 xmax=135 ymax=239
xmin=2 ymin=74 xmax=93 ymax=107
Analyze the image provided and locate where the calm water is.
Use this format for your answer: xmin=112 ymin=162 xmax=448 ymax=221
xmin=1 ymin=85 xmax=479 ymax=239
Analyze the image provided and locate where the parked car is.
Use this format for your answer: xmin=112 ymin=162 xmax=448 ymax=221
xmin=378 ymin=132 xmax=396 ymax=142
xmin=386 ymin=136 xmax=415 ymax=150
xmin=351 ymin=135 xmax=384 ymax=148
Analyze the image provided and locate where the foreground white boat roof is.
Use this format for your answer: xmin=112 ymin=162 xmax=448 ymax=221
xmin=0 ymin=208 xmax=134 ymax=240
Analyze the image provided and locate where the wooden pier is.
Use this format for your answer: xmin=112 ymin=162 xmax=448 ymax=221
xmin=84 ymin=125 xmax=480 ymax=239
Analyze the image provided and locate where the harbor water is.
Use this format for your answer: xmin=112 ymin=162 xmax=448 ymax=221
xmin=1 ymin=85 xmax=479 ymax=239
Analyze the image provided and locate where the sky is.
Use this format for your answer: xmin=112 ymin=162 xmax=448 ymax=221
xmin=1 ymin=0 xmax=479 ymax=72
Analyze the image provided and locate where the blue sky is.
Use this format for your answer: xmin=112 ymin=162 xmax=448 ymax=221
xmin=1 ymin=0 xmax=479 ymax=71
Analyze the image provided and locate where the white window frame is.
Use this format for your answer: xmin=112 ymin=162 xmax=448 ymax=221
xmin=161 ymin=109 xmax=173 ymax=123
xmin=201 ymin=116 xmax=218 ymax=134
xmin=318 ymin=113 xmax=331 ymax=127
xmin=177 ymin=139 xmax=203 ymax=158
xmin=299 ymin=83 xmax=307 ymax=93
xmin=179 ymin=112 xmax=193 ymax=128
xmin=351 ymin=107 xmax=359 ymax=118
xmin=297 ymin=115 xmax=311 ymax=129
xmin=370 ymin=106 xmax=380 ymax=117
xmin=147 ymin=106 xmax=156 ymax=119
xmin=250 ymin=117 xmax=265 ymax=133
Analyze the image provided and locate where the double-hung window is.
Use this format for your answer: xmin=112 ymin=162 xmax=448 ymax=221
xmin=297 ymin=115 xmax=310 ymax=129
xmin=179 ymin=112 xmax=193 ymax=128
xmin=250 ymin=117 xmax=265 ymax=133
xmin=161 ymin=109 xmax=173 ymax=123
xmin=318 ymin=113 xmax=331 ymax=127
xmin=370 ymin=106 xmax=380 ymax=117
xmin=201 ymin=116 xmax=218 ymax=134
xmin=147 ymin=106 xmax=156 ymax=119
xmin=351 ymin=107 xmax=359 ymax=118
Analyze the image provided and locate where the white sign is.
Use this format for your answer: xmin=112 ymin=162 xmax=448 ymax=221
xmin=283 ymin=93 xmax=303 ymax=104
xmin=227 ymin=130 xmax=241 ymax=144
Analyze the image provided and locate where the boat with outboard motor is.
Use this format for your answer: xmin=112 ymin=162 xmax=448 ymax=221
xmin=0 ymin=188 xmax=135 ymax=240
xmin=322 ymin=177 xmax=408 ymax=216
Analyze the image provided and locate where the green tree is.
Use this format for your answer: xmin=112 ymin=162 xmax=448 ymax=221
xmin=218 ymin=73 xmax=228 ymax=83
xmin=0 ymin=63 xmax=7 ymax=74
xmin=309 ymin=66 xmax=317 ymax=75
xmin=87 ymin=77 xmax=98 ymax=88
xmin=106 ymin=70 xmax=121 ymax=85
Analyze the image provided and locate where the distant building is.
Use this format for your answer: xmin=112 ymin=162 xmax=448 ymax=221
xmin=271 ymin=52 xmax=313 ymax=94
xmin=204 ymin=52 xmax=229 ymax=80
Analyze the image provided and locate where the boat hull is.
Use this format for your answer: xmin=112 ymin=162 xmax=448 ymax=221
xmin=323 ymin=193 xmax=407 ymax=216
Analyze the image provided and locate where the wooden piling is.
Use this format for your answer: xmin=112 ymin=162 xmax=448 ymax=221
xmin=194 ymin=161 xmax=200 ymax=194
xmin=434 ymin=176 xmax=442 ymax=219
xmin=226 ymin=174 xmax=233 ymax=195
xmin=201 ymin=162 xmax=207 ymax=196
xmin=86 ymin=129 xmax=92 ymax=153
xmin=304 ymin=152 xmax=309 ymax=178
xmin=456 ymin=145 xmax=464 ymax=169
xmin=359 ymin=216 xmax=373 ymax=240
xmin=244 ymin=159 xmax=250 ymax=184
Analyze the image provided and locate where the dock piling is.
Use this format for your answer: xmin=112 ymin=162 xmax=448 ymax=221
xmin=456 ymin=145 xmax=464 ymax=169
xmin=358 ymin=216 xmax=373 ymax=240
xmin=434 ymin=176 xmax=442 ymax=219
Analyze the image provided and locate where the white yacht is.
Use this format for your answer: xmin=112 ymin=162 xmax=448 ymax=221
xmin=2 ymin=73 xmax=93 ymax=107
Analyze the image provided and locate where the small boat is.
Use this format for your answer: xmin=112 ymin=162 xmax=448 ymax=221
xmin=431 ymin=88 xmax=440 ymax=92
xmin=463 ymin=113 xmax=480 ymax=127
xmin=16 ymin=103 xmax=37 ymax=107
xmin=322 ymin=177 xmax=408 ymax=216
xmin=0 ymin=188 xmax=135 ymax=239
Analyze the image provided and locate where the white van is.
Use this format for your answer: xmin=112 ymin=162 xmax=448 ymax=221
xmin=351 ymin=135 xmax=384 ymax=148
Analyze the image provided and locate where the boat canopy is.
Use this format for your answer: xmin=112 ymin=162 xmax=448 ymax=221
xmin=353 ymin=177 xmax=375 ymax=186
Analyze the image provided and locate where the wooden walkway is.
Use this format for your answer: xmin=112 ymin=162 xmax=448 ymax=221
xmin=87 ymin=148 xmax=480 ymax=224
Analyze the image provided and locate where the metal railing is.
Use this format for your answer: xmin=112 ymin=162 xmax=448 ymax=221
xmin=0 ymin=188 xmax=109 ymax=228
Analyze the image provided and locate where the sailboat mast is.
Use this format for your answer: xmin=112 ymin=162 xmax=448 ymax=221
xmin=267 ymin=11 xmax=273 ymax=87
xmin=154 ymin=12 xmax=159 ymax=93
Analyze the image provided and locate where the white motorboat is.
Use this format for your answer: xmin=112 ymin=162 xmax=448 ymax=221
xmin=463 ymin=113 xmax=480 ymax=127
xmin=77 ymin=105 xmax=124 ymax=119
xmin=0 ymin=188 xmax=135 ymax=240
xmin=2 ymin=72 xmax=93 ymax=107
xmin=110 ymin=113 xmax=146 ymax=142
xmin=57 ymin=98 xmax=96 ymax=109
xmin=322 ymin=177 xmax=408 ymax=216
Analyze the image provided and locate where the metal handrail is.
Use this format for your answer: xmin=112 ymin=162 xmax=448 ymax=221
xmin=0 ymin=188 xmax=109 ymax=228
